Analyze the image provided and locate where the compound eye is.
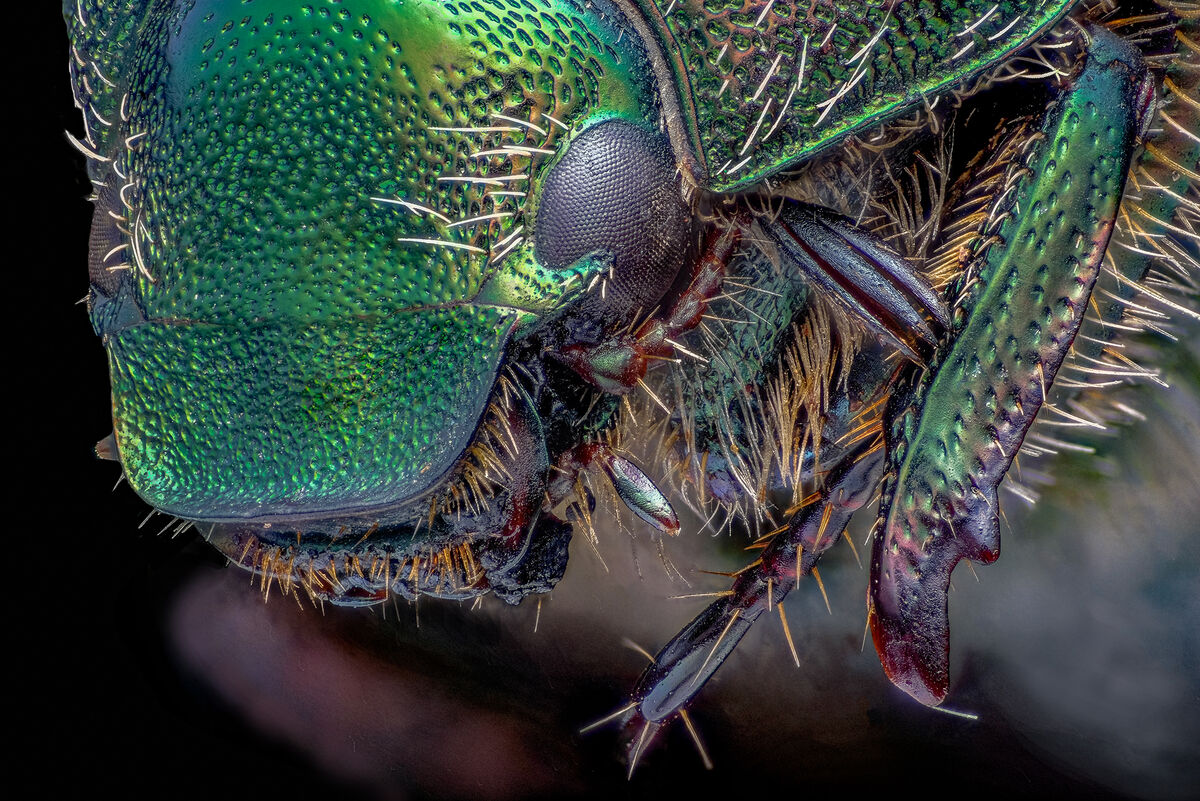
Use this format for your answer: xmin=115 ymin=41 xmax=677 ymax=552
xmin=533 ymin=119 xmax=692 ymax=318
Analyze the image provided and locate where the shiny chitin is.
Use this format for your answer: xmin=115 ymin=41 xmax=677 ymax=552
xmin=65 ymin=0 xmax=1198 ymax=768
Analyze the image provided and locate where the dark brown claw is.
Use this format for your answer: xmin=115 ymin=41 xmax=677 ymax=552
xmin=867 ymin=485 xmax=1001 ymax=706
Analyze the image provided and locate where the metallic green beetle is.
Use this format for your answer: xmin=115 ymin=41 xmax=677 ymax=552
xmin=67 ymin=0 xmax=1197 ymax=766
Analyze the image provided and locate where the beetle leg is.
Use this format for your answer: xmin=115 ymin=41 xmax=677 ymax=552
xmin=759 ymin=201 xmax=949 ymax=362
xmin=614 ymin=432 xmax=885 ymax=767
xmin=869 ymin=25 xmax=1156 ymax=706
xmin=547 ymin=443 xmax=680 ymax=535
xmin=555 ymin=226 xmax=740 ymax=393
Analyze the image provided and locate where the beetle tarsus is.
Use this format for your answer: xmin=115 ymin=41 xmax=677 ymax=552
xmin=615 ymin=438 xmax=885 ymax=768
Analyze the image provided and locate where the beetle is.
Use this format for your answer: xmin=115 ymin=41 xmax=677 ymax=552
xmin=65 ymin=0 xmax=1197 ymax=773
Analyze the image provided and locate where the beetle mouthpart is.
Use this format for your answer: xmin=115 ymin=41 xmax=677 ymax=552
xmin=595 ymin=449 xmax=680 ymax=536
xmin=94 ymin=433 xmax=119 ymax=462
xmin=551 ymin=443 xmax=680 ymax=536
xmin=555 ymin=339 xmax=650 ymax=395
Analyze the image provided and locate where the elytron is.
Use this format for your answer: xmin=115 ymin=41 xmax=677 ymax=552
xmin=65 ymin=0 xmax=1197 ymax=770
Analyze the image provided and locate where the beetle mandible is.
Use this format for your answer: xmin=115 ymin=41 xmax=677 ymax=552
xmin=65 ymin=0 xmax=1198 ymax=769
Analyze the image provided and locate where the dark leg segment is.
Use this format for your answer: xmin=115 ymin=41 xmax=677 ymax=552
xmin=620 ymin=434 xmax=885 ymax=763
xmin=760 ymin=202 xmax=950 ymax=361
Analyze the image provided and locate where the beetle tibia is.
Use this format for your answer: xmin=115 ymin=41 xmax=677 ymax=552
xmin=869 ymin=24 xmax=1152 ymax=707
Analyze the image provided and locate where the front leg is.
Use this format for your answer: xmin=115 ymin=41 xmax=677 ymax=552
xmin=758 ymin=201 xmax=950 ymax=362
xmin=869 ymin=25 xmax=1157 ymax=706
xmin=616 ymin=429 xmax=888 ymax=770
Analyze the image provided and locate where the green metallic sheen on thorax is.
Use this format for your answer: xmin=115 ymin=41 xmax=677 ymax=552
xmin=67 ymin=0 xmax=662 ymax=520
xmin=637 ymin=0 xmax=1077 ymax=191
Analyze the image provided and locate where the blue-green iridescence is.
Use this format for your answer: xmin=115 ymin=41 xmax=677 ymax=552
xmin=67 ymin=0 xmax=659 ymax=519
xmin=870 ymin=26 xmax=1151 ymax=704
xmin=638 ymin=0 xmax=1077 ymax=190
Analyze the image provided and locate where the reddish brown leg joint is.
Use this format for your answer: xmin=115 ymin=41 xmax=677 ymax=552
xmin=559 ymin=225 xmax=742 ymax=394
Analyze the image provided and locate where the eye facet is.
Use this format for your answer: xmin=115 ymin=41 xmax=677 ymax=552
xmin=534 ymin=119 xmax=692 ymax=317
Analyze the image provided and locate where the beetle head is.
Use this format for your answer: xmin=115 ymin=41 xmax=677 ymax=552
xmin=530 ymin=118 xmax=693 ymax=330
xmin=74 ymin=0 xmax=691 ymax=534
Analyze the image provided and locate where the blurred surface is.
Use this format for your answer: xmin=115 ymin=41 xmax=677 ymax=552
xmin=19 ymin=7 xmax=1199 ymax=800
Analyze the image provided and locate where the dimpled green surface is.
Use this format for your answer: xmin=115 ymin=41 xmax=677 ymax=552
xmin=640 ymin=0 xmax=1076 ymax=191
xmin=882 ymin=34 xmax=1142 ymax=562
xmin=67 ymin=0 xmax=658 ymax=518
xmin=116 ymin=0 xmax=654 ymax=321
xmin=107 ymin=309 xmax=513 ymax=518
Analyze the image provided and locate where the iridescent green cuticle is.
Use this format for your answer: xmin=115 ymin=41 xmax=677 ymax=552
xmin=868 ymin=28 xmax=1151 ymax=703
xmin=638 ymin=0 xmax=1078 ymax=190
xmin=887 ymin=32 xmax=1145 ymax=547
xmin=70 ymin=0 xmax=662 ymax=518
